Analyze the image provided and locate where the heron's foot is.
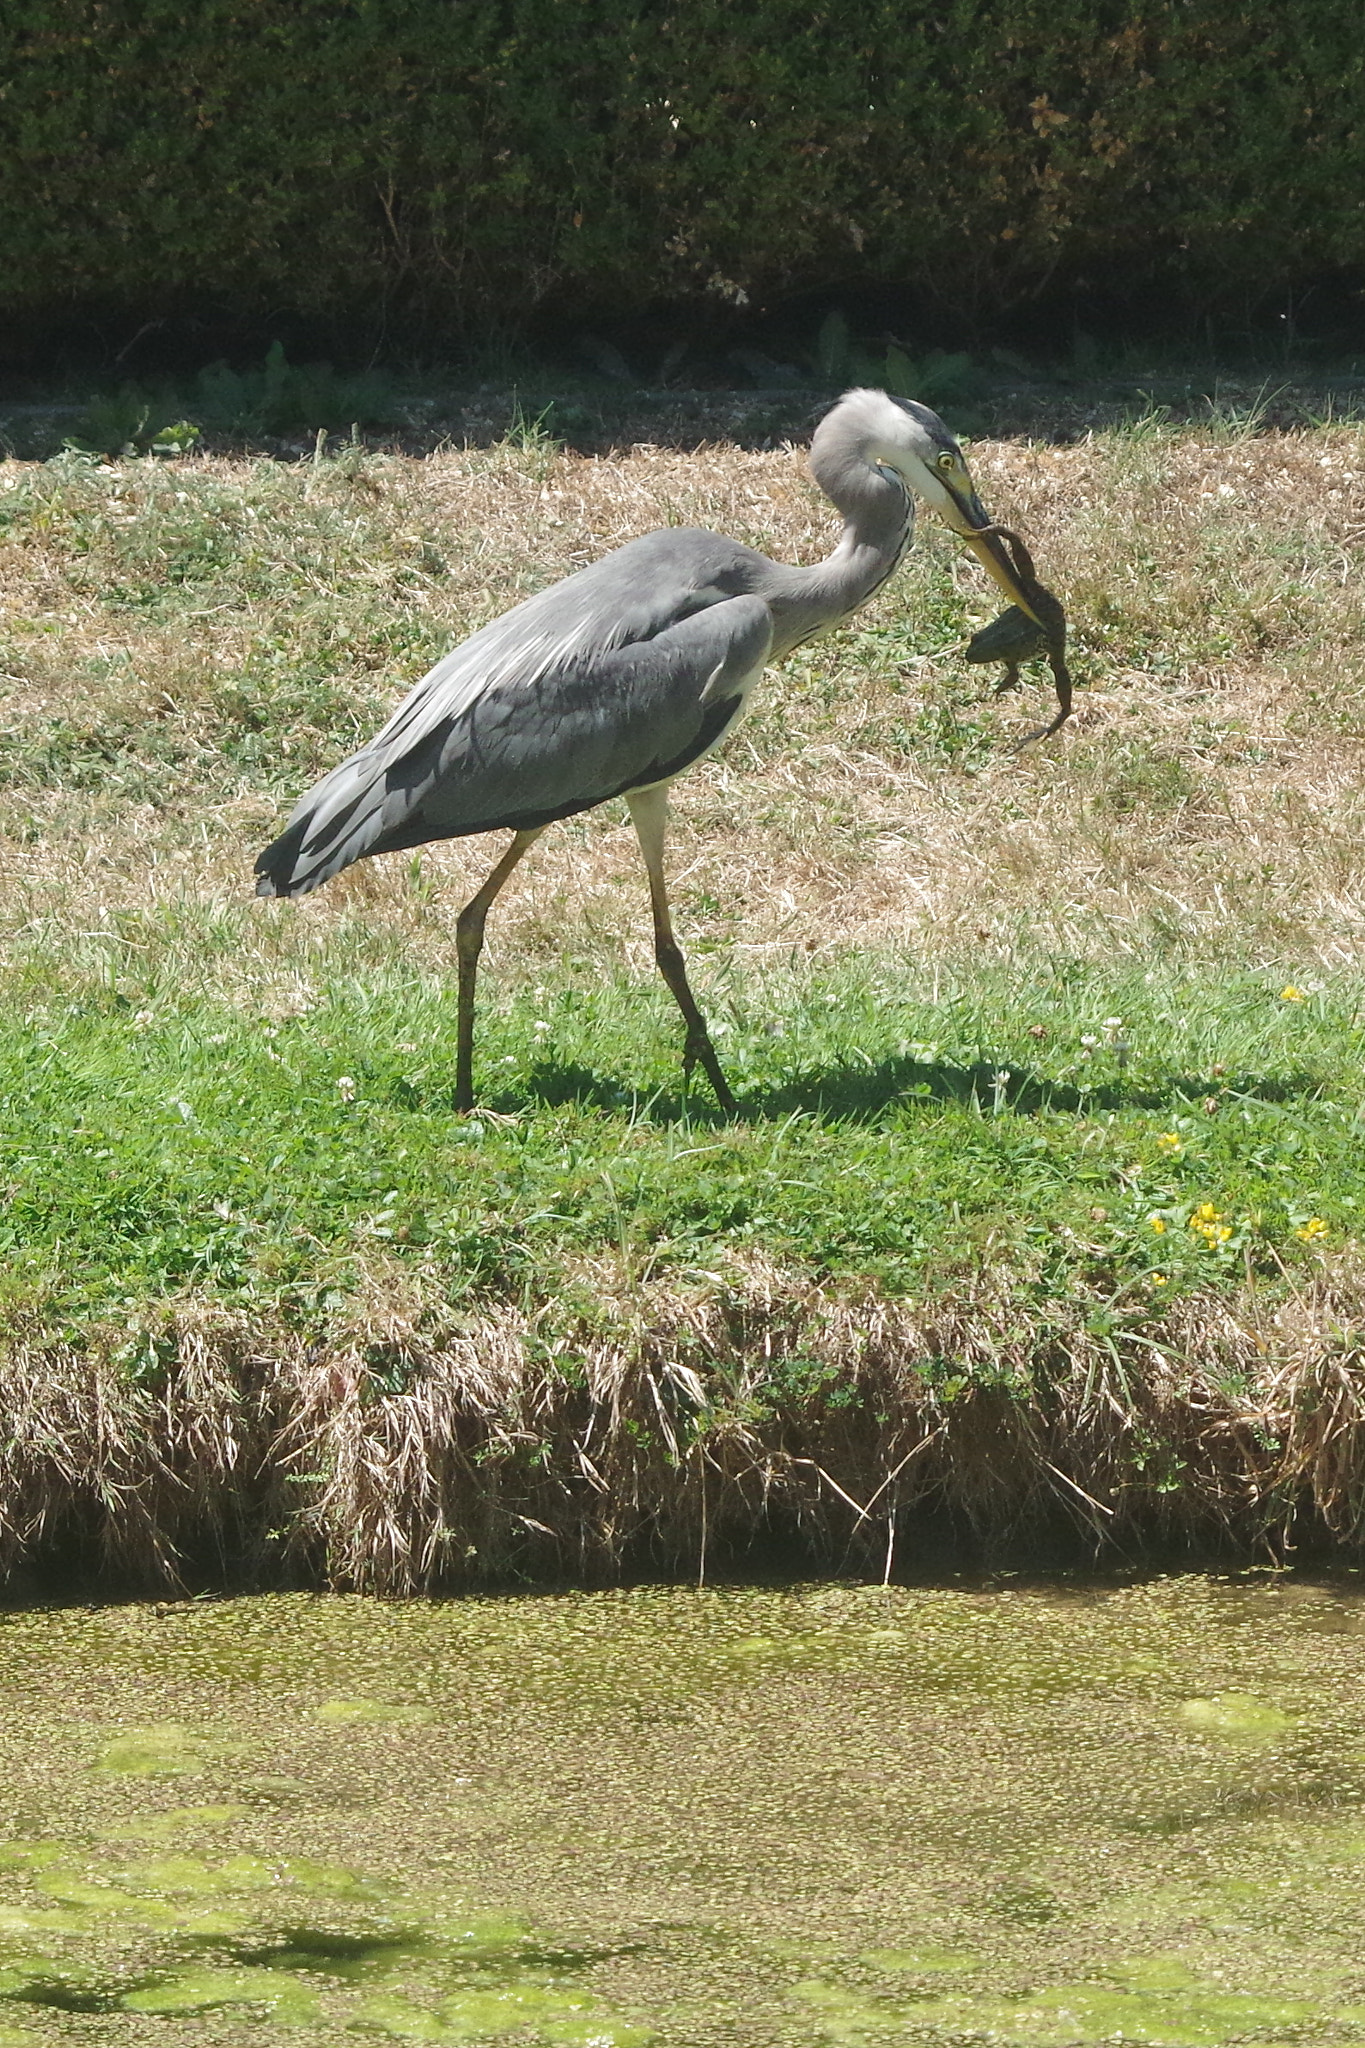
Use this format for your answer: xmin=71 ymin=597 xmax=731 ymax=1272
xmin=682 ymin=1027 xmax=738 ymax=1117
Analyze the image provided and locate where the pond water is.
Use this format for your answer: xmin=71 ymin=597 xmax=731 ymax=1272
xmin=0 ymin=1575 xmax=1363 ymax=2045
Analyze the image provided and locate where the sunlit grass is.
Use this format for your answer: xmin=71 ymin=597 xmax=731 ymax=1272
xmin=3 ymin=951 xmax=1358 ymax=1335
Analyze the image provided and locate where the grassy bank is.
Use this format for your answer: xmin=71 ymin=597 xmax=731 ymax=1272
xmin=1 ymin=406 xmax=1364 ymax=1586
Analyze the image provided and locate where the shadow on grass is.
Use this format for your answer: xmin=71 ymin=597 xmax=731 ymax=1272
xmin=512 ymin=1054 xmax=1317 ymax=1126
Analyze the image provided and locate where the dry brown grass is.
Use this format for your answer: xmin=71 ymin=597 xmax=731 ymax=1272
xmin=2 ymin=1256 xmax=1365 ymax=1592
xmin=3 ymin=418 xmax=1365 ymax=1011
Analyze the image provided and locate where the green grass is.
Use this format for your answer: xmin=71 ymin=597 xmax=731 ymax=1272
xmin=3 ymin=953 xmax=1355 ymax=1347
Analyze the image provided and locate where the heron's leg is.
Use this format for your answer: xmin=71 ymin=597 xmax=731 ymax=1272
xmin=626 ymin=785 xmax=737 ymax=1116
xmin=455 ymin=828 xmax=543 ymax=1112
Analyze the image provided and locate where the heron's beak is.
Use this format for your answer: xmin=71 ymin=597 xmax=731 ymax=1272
xmin=945 ymin=482 xmax=1045 ymax=625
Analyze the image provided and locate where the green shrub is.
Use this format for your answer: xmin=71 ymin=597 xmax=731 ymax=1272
xmin=66 ymin=346 xmax=398 ymax=454
xmin=64 ymin=387 xmax=196 ymax=459
xmin=812 ymin=313 xmax=985 ymax=423
xmin=189 ymin=345 xmax=398 ymax=438
xmin=1 ymin=2 xmax=1363 ymax=348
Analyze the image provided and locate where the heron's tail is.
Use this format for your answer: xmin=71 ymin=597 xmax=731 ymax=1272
xmin=254 ymin=744 xmax=394 ymax=897
xmin=254 ymin=815 xmax=321 ymax=898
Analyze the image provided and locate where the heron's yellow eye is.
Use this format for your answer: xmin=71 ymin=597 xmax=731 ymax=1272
xmin=936 ymin=451 xmax=956 ymax=473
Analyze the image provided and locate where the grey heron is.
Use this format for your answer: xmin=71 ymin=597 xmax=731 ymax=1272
xmin=255 ymin=388 xmax=1044 ymax=1113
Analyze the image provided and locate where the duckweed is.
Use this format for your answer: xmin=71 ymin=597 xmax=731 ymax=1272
xmin=0 ymin=1576 xmax=1362 ymax=2042
xmin=1177 ymin=1693 xmax=1295 ymax=1739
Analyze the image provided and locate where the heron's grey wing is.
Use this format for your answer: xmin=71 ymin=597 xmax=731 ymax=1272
xmin=256 ymin=589 xmax=773 ymax=895
xmin=338 ymin=525 xmax=766 ymax=765
xmin=255 ymin=526 xmax=771 ymax=897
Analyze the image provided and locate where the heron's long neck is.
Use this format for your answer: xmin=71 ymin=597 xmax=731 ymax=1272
xmin=771 ymin=434 xmax=913 ymax=655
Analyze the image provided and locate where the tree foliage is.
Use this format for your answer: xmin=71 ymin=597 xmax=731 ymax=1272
xmin=3 ymin=1 xmax=1363 ymax=343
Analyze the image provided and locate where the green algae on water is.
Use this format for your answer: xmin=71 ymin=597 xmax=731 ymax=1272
xmin=356 ymin=1986 xmax=654 ymax=2043
xmin=1177 ymin=1692 xmax=1294 ymax=1739
xmin=860 ymin=1947 xmax=979 ymax=1975
xmin=122 ymin=1964 xmax=323 ymax=2021
xmin=0 ymin=1576 xmax=1363 ymax=2042
xmin=100 ymin=1803 xmax=248 ymax=1841
xmin=93 ymin=1722 xmax=233 ymax=1776
xmin=312 ymin=1698 xmax=436 ymax=1726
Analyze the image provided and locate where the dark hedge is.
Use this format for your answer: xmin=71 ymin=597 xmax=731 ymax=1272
xmin=3 ymin=1 xmax=1364 ymax=350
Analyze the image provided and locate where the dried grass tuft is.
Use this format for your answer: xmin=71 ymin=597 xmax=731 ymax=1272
xmin=3 ymin=1263 xmax=1364 ymax=1591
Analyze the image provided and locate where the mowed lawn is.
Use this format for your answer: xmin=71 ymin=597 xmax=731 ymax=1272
xmin=1 ymin=411 xmax=1364 ymax=1365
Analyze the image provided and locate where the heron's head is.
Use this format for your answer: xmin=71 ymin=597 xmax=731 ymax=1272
xmin=837 ymin=388 xmax=1044 ymax=623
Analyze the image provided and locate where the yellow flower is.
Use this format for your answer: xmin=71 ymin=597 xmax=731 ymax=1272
xmin=1295 ymin=1217 xmax=1328 ymax=1242
xmin=1148 ymin=1215 xmax=1167 ymax=1234
xmin=1150 ymin=1273 xmax=1168 ymax=1287
xmin=1157 ymin=1131 xmax=1182 ymax=1153
xmin=1280 ymin=985 xmax=1305 ymax=1002
xmin=1187 ymin=1201 xmax=1232 ymax=1248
